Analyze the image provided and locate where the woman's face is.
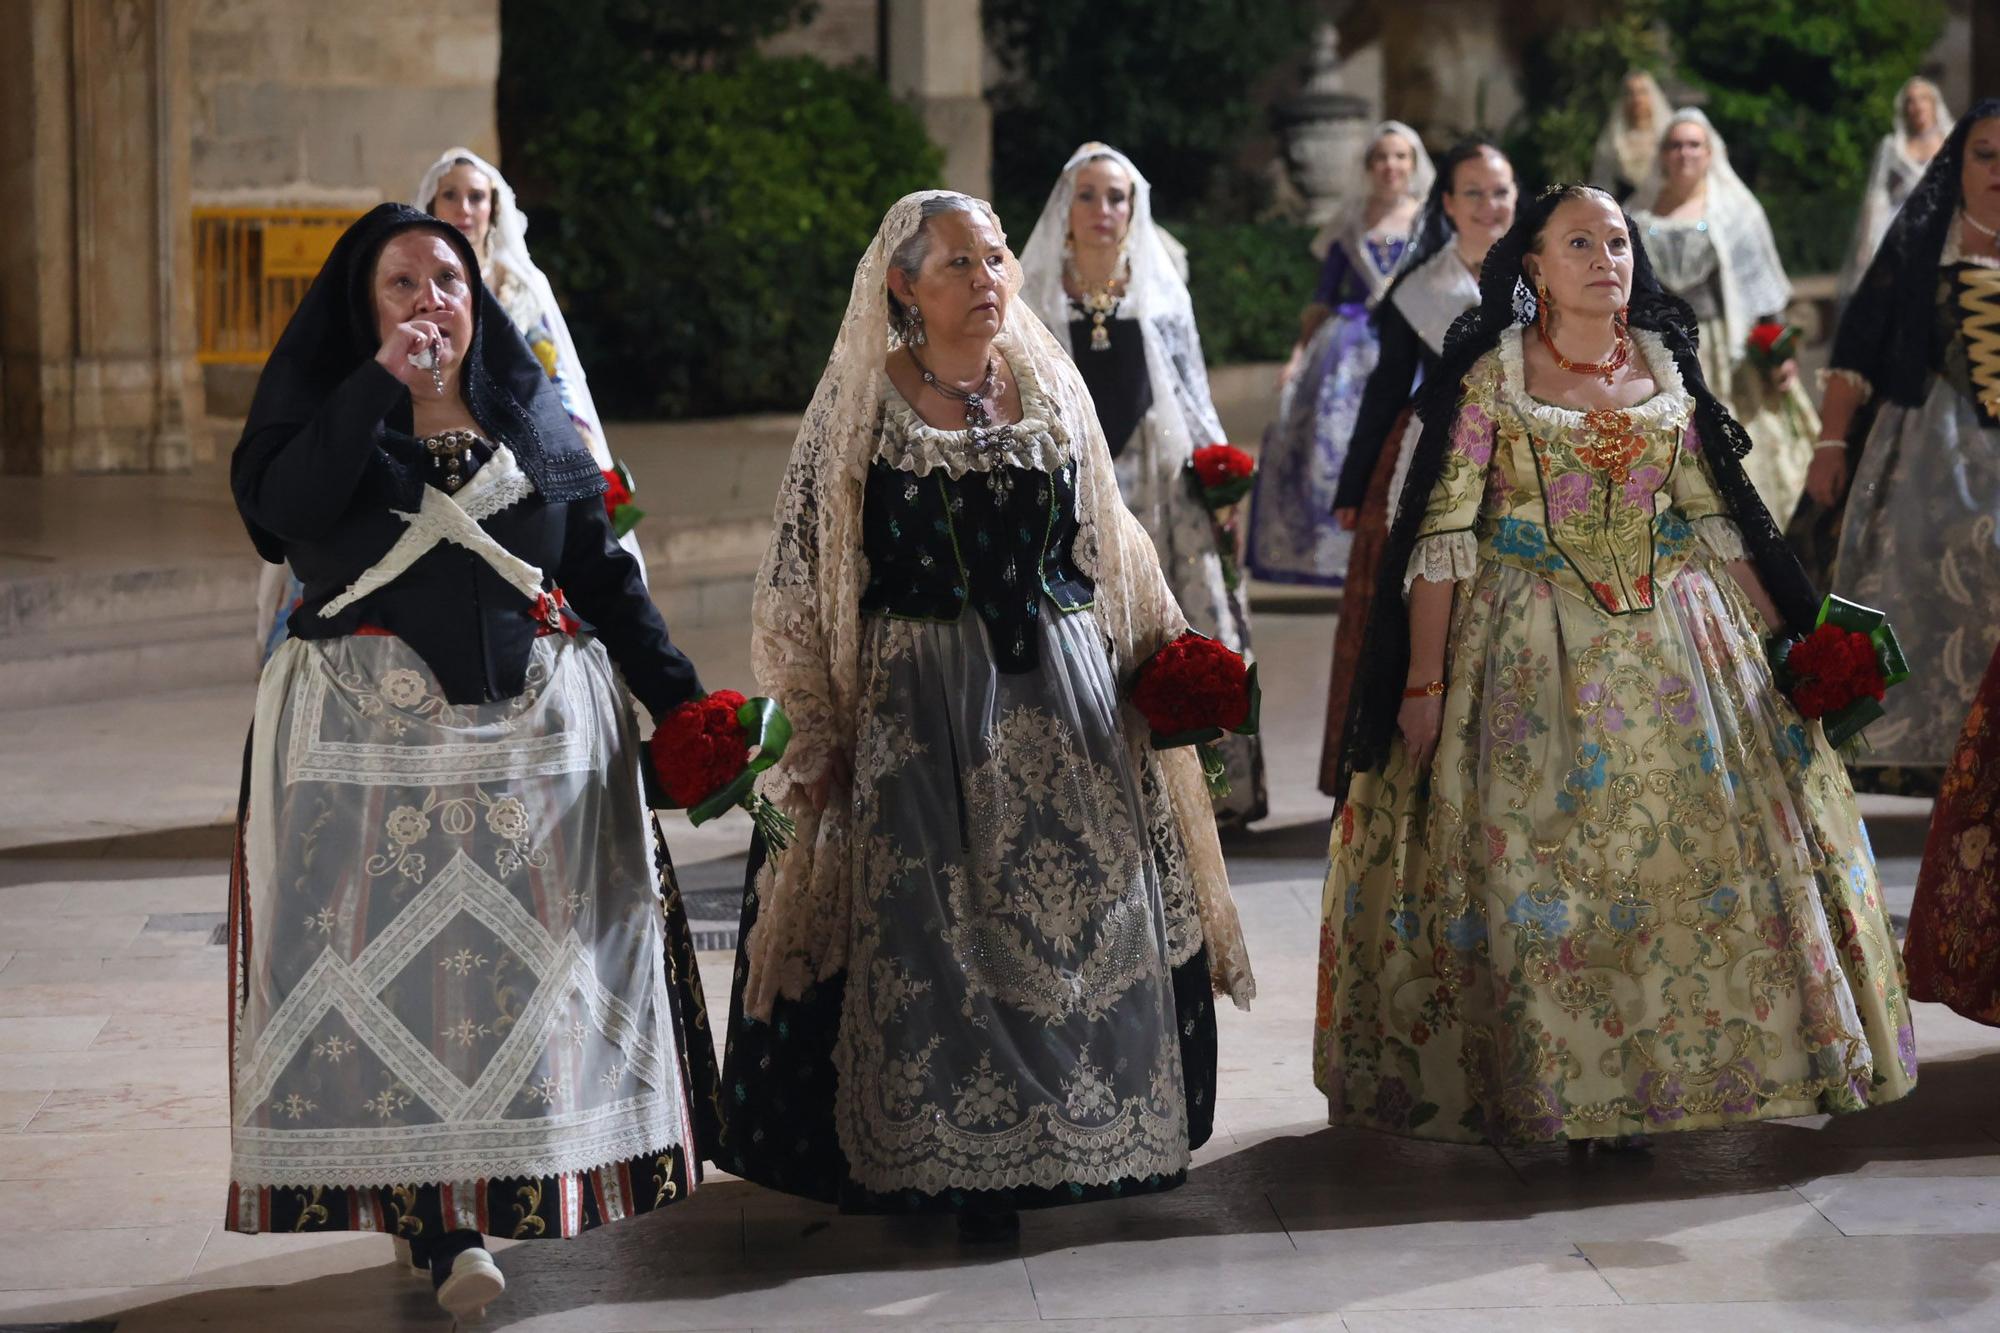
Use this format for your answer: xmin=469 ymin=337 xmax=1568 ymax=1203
xmin=431 ymin=164 xmax=494 ymax=252
xmin=1660 ymin=121 xmax=1711 ymax=189
xmin=888 ymin=208 xmax=1012 ymax=345
xmin=1906 ymin=86 xmax=1938 ymax=135
xmin=1624 ymin=75 xmax=1655 ymax=128
xmin=1068 ymin=158 xmax=1134 ymax=253
xmin=1440 ymin=149 xmax=1518 ymax=258
xmin=1523 ymin=193 xmax=1633 ymax=321
xmin=1367 ymin=132 xmax=1416 ymax=198
xmin=372 ymin=230 xmax=475 ymax=373
xmin=1963 ymin=118 xmax=2000 ymax=216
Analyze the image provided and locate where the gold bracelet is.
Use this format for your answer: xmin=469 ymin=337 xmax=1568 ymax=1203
xmin=1402 ymin=680 xmax=1446 ymax=699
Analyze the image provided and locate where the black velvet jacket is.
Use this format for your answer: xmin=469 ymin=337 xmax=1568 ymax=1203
xmin=230 ymin=205 xmax=700 ymax=714
xmin=859 ymin=457 xmax=1094 ymax=674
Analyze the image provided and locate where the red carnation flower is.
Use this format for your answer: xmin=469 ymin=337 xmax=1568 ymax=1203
xmin=1192 ymin=444 xmax=1255 ymax=490
xmin=1783 ymin=624 xmax=1885 ymax=719
xmin=1132 ymin=632 xmax=1251 ymax=738
xmin=649 ymin=691 xmax=752 ymax=808
xmin=603 ymin=469 xmax=633 ymax=515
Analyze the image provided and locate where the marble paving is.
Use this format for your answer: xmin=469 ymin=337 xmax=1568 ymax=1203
xmin=0 ymin=605 xmax=1993 ymax=1332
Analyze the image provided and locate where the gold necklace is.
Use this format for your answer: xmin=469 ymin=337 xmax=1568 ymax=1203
xmin=1066 ymin=249 xmax=1129 ymax=352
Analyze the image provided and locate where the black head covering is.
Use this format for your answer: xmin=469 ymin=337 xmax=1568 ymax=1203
xmin=1331 ymin=183 xmax=1822 ymax=801
xmin=1834 ymin=99 xmax=2000 ymax=407
xmin=234 ymin=203 xmax=602 ymax=561
xmin=1375 ymin=138 xmax=1509 ymax=322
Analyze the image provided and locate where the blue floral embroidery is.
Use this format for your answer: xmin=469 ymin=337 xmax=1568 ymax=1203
xmin=1688 ymin=732 xmax=1721 ymax=776
xmin=1705 ymin=885 xmax=1741 ymax=920
xmin=1444 ymin=903 xmax=1486 ymax=951
xmin=1555 ymin=743 xmax=1609 ymax=812
xmin=1505 ymin=892 xmax=1570 ymax=936
xmin=1491 ymin=516 xmax=1547 ymax=560
xmin=1607 ymin=900 xmax=1647 ymax=933
xmin=1389 ymin=907 xmax=1421 ymax=943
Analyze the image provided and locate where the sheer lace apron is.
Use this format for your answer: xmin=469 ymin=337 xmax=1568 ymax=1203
xmin=1834 ymin=378 xmax=2000 ymax=768
xmin=832 ymin=608 xmax=1193 ymax=1195
xmin=234 ymin=633 xmax=691 ymax=1190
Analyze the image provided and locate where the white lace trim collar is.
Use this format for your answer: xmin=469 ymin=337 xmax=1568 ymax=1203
xmin=452 ymin=442 xmax=538 ymax=521
xmin=1494 ymin=326 xmax=1693 ymax=435
xmin=875 ymin=335 xmax=1071 ymax=480
xmin=1942 ymin=213 xmax=2000 ymax=270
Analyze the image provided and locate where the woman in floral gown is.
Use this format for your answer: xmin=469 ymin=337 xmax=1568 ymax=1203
xmin=1315 ymin=185 xmax=1916 ymax=1146
xmin=1247 ymin=122 xmax=1432 ymax=586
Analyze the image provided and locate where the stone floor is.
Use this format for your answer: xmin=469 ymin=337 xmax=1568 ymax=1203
xmin=1 ymin=600 xmax=1994 ymax=1332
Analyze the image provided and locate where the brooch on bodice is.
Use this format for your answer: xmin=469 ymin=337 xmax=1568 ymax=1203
xmin=1576 ymin=410 xmax=1646 ymax=485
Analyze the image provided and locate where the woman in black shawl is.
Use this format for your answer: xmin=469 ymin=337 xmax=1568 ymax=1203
xmin=227 ymin=205 xmax=718 ymax=1319
xmin=1802 ymin=101 xmax=2000 ymax=796
xmin=1312 ymin=186 xmax=1916 ymax=1147
xmin=1317 ymin=138 xmax=1518 ymax=793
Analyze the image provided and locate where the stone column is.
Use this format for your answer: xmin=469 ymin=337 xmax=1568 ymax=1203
xmin=886 ymin=0 xmax=991 ymax=198
xmin=0 ymin=0 xmax=199 ymax=475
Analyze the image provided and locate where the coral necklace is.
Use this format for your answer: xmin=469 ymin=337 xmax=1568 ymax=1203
xmin=1537 ymin=305 xmax=1630 ymax=385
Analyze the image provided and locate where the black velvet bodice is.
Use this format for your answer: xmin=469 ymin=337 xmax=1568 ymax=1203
xmin=859 ymin=457 xmax=1094 ymax=673
xmin=1068 ymin=310 xmax=1153 ymax=458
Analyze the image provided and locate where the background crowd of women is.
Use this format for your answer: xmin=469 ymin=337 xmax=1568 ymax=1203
xmin=223 ymin=81 xmax=2000 ymax=1322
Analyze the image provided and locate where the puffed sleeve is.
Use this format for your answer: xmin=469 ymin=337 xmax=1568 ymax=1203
xmin=1667 ymin=419 xmax=1747 ymax=560
xmin=1402 ymin=358 xmax=1498 ymax=591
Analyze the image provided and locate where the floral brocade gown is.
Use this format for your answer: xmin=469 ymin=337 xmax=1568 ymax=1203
xmin=1314 ymin=328 xmax=1917 ymax=1143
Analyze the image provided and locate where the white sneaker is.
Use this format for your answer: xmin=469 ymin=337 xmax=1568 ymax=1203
xmin=436 ymin=1246 xmax=505 ymax=1320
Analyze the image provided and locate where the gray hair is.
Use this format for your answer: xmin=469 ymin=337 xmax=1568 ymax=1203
xmin=888 ymin=194 xmax=988 ymax=282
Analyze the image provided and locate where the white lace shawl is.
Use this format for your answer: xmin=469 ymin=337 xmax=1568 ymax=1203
xmin=1390 ymin=244 xmax=1480 ymax=358
xmin=743 ymin=191 xmax=1253 ymax=1020
xmin=1591 ymin=73 xmax=1672 ymax=189
xmin=1018 ymin=143 xmax=1230 ymax=527
xmin=1627 ymin=110 xmax=1793 ymax=365
xmin=414 ymin=147 xmax=613 ymax=471
xmin=1840 ymin=79 xmax=1955 ymax=297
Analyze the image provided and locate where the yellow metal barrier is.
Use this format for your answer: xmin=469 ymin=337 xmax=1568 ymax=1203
xmin=194 ymin=208 xmax=365 ymax=365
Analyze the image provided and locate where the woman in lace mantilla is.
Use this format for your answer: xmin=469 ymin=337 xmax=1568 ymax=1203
xmin=1591 ymin=71 xmax=1671 ymax=199
xmin=1247 ymin=122 xmax=1433 ymax=586
xmin=1628 ymin=110 xmax=1819 ymax=526
xmin=226 ymin=206 xmax=718 ymax=1318
xmin=1807 ymin=103 xmax=2000 ymax=796
xmin=1018 ymin=142 xmax=1267 ymax=828
xmin=1839 ymin=78 xmax=1954 ymax=301
xmin=717 ymin=192 xmax=1254 ymax=1231
xmin=1318 ymin=138 xmax=1518 ymax=795
xmin=1317 ymin=186 xmax=1915 ymax=1147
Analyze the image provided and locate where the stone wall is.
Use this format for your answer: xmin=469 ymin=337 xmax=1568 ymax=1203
xmin=189 ymin=0 xmax=500 ymax=207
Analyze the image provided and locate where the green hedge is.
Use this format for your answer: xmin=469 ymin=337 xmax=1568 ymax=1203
xmin=523 ymin=55 xmax=941 ymax=419
xmin=1173 ymin=220 xmax=1319 ymax=365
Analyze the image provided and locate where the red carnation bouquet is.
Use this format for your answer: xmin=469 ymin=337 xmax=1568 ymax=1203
xmin=603 ymin=461 xmax=645 ymax=539
xmin=647 ymin=690 xmax=796 ymax=850
xmin=1185 ymin=444 xmax=1257 ymax=590
xmin=1767 ymin=595 xmax=1909 ymax=751
xmin=1131 ymin=630 xmax=1261 ymax=795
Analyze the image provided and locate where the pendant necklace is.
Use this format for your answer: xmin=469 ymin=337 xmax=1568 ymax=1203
xmin=1066 ymin=248 xmax=1129 ymax=352
xmin=421 ymin=428 xmax=481 ymax=493
xmin=909 ymin=346 xmax=1000 ymax=430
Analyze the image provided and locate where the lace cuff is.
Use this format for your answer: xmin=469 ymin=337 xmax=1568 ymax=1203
xmin=1404 ymin=530 xmax=1479 ymax=592
xmin=1817 ymin=366 xmax=1872 ymax=404
xmin=1696 ymin=516 xmax=1747 ymax=562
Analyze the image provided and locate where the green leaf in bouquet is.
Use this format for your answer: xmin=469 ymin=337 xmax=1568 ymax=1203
xmin=611 ymin=501 xmax=647 ymax=539
xmin=687 ymin=696 xmax=793 ymax=827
